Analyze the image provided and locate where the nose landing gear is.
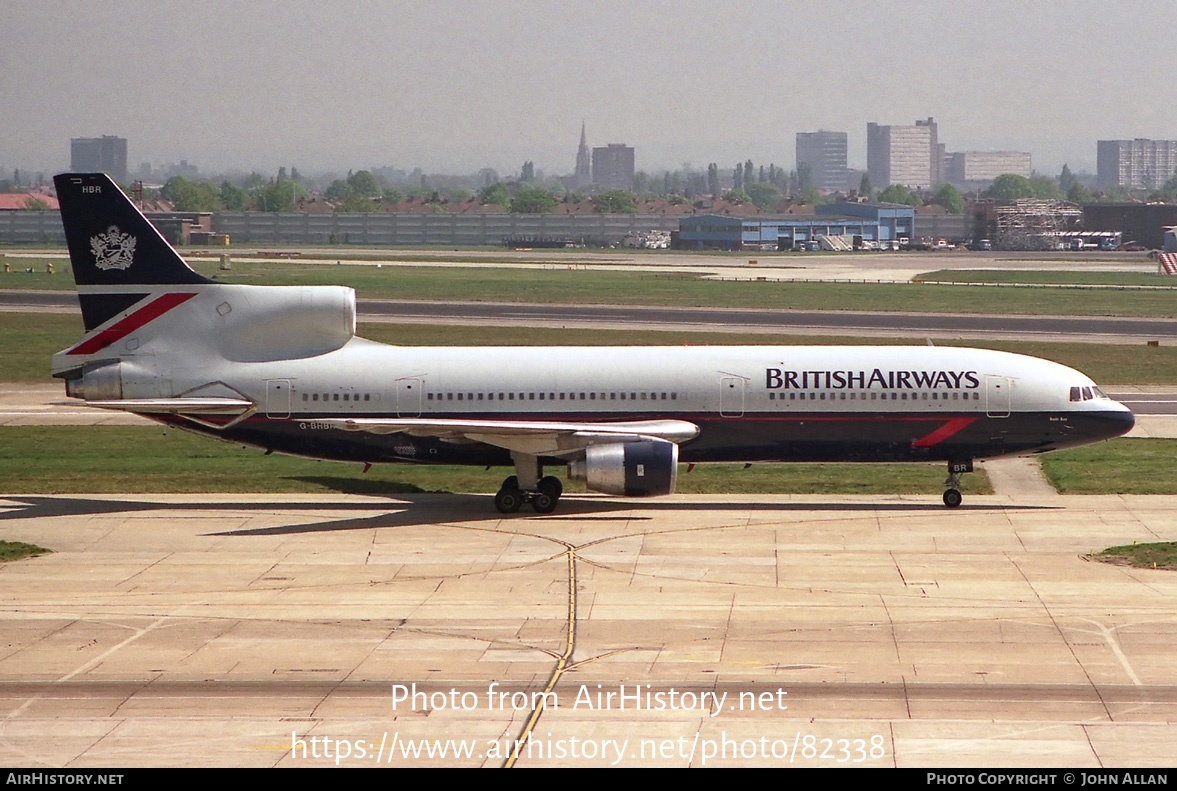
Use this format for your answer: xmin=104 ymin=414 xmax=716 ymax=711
xmin=943 ymin=460 xmax=973 ymax=508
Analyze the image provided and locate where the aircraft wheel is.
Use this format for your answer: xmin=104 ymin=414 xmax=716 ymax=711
xmin=943 ymin=488 xmax=963 ymax=508
xmin=495 ymin=487 xmax=524 ymax=514
xmin=501 ymin=475 xmax=519 ymax=491
xmin=530 ymin=491 xmax=557 ymax=514
xmin=538 ymin=475 xmax=563 ymax=500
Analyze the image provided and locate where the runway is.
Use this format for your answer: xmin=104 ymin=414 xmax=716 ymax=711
xmin=6 ymin=289 xmax=1177 ymax=343
xmin=0 ymin=491 xmax=1174 ymax=767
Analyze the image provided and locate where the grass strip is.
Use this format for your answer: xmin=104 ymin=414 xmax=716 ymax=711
xmin=1093 ymin=542 xmax=1177 ymax=570
xmin=6 ymin=259 xmax=1177 ymax=317
xmin=6 ymin=312 xmax=1177 ymax=385
xmin=0 ymin=540 xmax=51 ymax=562
xmin=0 ymin=425 xmax=989 ymax=496
xmin=1040 ymin=438 xmax=1177 ymax=494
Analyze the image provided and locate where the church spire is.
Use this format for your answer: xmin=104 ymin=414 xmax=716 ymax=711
xmin=575 ymin=121 xmax=591 ymax=188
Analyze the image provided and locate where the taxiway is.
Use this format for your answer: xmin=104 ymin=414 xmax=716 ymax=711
xmin=0 ymin=491 xmax=1174 ymax=767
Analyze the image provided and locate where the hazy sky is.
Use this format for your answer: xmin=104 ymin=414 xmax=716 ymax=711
xmin=3 ymin=0 xmax=1176 ymax=178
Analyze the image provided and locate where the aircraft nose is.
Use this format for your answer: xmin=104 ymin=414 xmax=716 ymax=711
xmin=1099 ymin=406 xmax=1135 ymax=439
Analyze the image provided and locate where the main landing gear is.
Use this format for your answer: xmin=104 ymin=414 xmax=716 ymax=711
xmin=943 ymin=460 xmax=973 ymax=508
xmin=494 ymin=453 xmax=564 ymax=514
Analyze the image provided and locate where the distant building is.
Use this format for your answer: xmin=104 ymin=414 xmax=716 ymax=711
xmin=677 ymin=203 xmax=915 ymax=251
xmin=1097 ymin=139 xmax=1177 ymax=190
xmin=1082 ymin=202 xmax=1177 ymax=249
xmin=867 ymin=117 xmax=941 ymax=190
xmin=70 ymin=135 xmax=128 ymax=182
xmin=574 ymin=122 xmax=591 ymax=189
xmin=796 ymin=131 xmax=848 ymax=192
xmin=947 ymin=151 xmax=1032 ymax=184
xmin=592 ymin=143 xmax=635 ymax=192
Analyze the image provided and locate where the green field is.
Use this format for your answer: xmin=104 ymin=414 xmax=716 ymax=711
xmin=1094 ymin=541 xmax=1177 ymax=570
xmin=6 ymin=257 xmax=1177 ymax=317
xmin=6 ymin=432 xmax=1177 ymax=497
xmin=1040 ymin=438 xmax=1177 ymax=494
xmin=0 ymin=541 xmax=51 ymax=562
xmin=0 ymin=425 xmax=989 ymax=496
xmin=8 ymin=312 xmax=1177 ymax=386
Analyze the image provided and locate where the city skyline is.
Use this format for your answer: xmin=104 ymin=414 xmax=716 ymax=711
xmin=4 ymin=1 xmax=1177 ymax=178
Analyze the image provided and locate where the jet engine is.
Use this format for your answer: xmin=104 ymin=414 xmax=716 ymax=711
xmin=213 ymin=285 xmax=356 ymax=362
xmin=64 ymin=359 xmax=155 ymax=400
xmin=568 ymin=440 xmax=678 ymax=497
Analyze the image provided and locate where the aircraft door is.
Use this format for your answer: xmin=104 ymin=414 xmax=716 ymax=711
xmin=266 ymin=379 xmax=292 ymax=419
xmin=397 ymin=377 xmax=423 ymax=417
xmin=985 ymin=375 xmax=1011 ymax=418
xmin=719 ymin=376 xmax=746 ymax=417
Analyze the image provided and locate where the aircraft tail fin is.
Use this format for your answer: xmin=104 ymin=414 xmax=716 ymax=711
xmin=53 ymin=173 xmax=212 ymax=330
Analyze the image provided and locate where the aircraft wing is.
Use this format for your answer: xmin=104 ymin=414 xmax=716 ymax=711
xmin=84 ymin=397 xmax=256 ymax=415
xmin=321 ymin=417 xmax=699 ymax=457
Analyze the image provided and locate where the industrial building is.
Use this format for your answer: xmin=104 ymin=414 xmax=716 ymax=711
xmin=677 ymin=202 xmax=915 ymax=250
xmin=795 ymin=131 xmax=849 ymax=192
xmin=1082 ymin=203 xmax=1177 ymax=249
xmin=972 ymin=200 xmax=1082 ymax=250
xmin=867 ymin=117 xmax=942 ymax=189
xmin=1097 ymin=139 xmax=1177 ymax=190
xmin=70 ymin=136 xmax=128 ymax=182
xmin=592 ymin=143 xmax=635 ymax=191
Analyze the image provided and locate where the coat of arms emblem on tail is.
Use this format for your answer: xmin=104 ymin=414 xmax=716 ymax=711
xmin=90 ymin=225 xmax=137 ymax=271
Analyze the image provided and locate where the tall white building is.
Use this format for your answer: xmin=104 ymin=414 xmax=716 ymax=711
xmin=1097 ymin=139 xmax=1177 ymax=190
xmin=867 ymin=117 xmax=941 ymax=190
xmin=947 ymin=151 xmax=1032 ymax=184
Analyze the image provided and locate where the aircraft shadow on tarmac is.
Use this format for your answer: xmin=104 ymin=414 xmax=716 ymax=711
xmin=0 ymin=477 xmax=1058 ymax=537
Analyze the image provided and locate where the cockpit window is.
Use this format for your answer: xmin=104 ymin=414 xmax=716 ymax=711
xmin=1071 ymin=385 xmax=1109 ymax=402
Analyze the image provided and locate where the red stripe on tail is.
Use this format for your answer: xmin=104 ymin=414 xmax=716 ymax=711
xmin=66 ymin=292 xmax=198 ymax=355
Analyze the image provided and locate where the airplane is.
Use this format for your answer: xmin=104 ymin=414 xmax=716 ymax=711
xmin=51 ymin=173 xmax=1135 ymax=513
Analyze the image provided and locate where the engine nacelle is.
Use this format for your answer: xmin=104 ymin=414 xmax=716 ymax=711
xmin=214 ymin=284 xmax=356 ymax=362
xmin=568 ymin=440 xmax=678 ymax=497
xmin=65 ymin=359 xmax=158 ymax=400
